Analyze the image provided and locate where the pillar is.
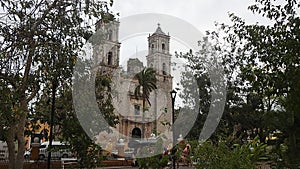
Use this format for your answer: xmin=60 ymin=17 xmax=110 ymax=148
xmin=30 ymin=137 xmax=40 ymax=160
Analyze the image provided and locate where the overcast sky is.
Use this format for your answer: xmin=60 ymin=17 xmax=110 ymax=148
xmin=111 ymin=0 xmax=270 ymax=33
xmin=111 ymin=0 xmax=272 ymax=67
xmin=110 ymin=0 xmax=273 ymax=105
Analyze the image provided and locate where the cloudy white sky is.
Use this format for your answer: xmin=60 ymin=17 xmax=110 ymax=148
xmin=111 ymin=0 xmax=272 ymax=67
xmin=110 ymin=0 xmax=274 ymax=106
xmin=112 ymin=0 xmax=270 ymax=33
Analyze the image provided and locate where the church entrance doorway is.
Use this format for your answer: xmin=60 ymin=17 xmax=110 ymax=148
xmin=132 ymin=127 xmax=141 ymax=138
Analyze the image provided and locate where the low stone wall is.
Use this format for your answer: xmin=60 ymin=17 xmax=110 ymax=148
xmin=102 ymin=159 xmax=133 ymax=167
xmin=0 ymin=161 xmax=62 ymax=169
xmin=0 ymin=159 xmax=133 ymax=169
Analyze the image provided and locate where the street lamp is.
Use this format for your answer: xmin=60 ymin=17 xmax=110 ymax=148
xmin=170 ymin=89 xmax=177 ymax=169
xmin=47 ymin=77 xmax=57 ymax=169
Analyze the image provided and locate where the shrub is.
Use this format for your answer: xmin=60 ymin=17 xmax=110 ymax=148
xmin=192 ymin=138 xmax=266 ymax=169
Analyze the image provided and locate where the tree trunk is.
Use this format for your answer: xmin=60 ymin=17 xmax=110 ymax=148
xmin=15 ymin=114 xmax=26 ymax=169
xmin=7 ymin=100 xmax=27 ymax=169
xmin=288 ymin=129 xmax=298 ymax=169
xmin=7 ymin=125 xmax=16 ymax=169
xmin=142 ymin=97 xmax=146 ymax=138
xmin=258 ymin=128 xmax=265 ymax=143
xmin=289 ymin=129 xmax=296 ymax=149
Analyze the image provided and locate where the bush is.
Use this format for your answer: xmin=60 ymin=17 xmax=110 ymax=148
xmin=192 ymin=138 xmax=266 ymax=169
xmin=136 ymin=154 xmax=169 ymax=169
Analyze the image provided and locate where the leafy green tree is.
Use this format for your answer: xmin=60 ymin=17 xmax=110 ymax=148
xmin=0 ymin=0 xmax=115 ymax=168
xmin=176 ymin=65 xmax=211 ymax=140
xmin=176 ymin=37 xmax=242 ymax=144
xmin=224 ymin=0 xmax=300 ymax=167
xmin=180 ymin=1 xmax=300 ymax=167
xmin=137 ymin=154 xmax=169 ymax=169
xmin=34 ymin=84 xmax=103 ymax=168
xmin=192 ymin=137 xmax=266 ymax=169
xmin=32 ymin=67 xmax=119 ymax=168
xmin=134 ymin=68 xmax=157 ymax=138
xmin=95 ymin=71 xmax=119 ymax=129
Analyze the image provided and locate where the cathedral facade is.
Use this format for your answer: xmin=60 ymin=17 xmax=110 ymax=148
xmin=95 ymin=20 xmax=173 ymax=143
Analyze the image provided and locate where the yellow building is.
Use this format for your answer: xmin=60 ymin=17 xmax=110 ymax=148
xmin=25 ymin=120 xmax=49 ymax=149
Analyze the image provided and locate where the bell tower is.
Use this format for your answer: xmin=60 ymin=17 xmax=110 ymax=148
xmin=146 ymin=23 xmax=171 ymax=76
xmin=95 ymin=19 xmax=120 ymax=74
xmin=146 ymin=24 xmax=173 ymax=136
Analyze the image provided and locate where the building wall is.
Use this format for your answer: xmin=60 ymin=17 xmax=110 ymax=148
xmin=116 ymin=25 xmax=173 ymax=139
xmin=95 ymin=21 xmax=173 ymax=144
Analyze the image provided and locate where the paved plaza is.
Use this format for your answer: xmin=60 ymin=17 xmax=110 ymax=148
xmin=98 ymin=164 xmax=194 ymax=169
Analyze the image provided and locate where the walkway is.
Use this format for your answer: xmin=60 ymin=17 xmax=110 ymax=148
xmin=98 ymin=164 xmax=194 ymax=169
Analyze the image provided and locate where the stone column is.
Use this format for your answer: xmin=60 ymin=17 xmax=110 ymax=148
xmin=30 ymin=137 xmax=40 ymax=160
xmin=117 ymin=138 xmax=125 ymax=157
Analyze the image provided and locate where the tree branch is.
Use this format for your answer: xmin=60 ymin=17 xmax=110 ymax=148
xmin=26 ymin=83 xmax=40 ymax=103
xmin=22 ymin=0 xmax=59 ymax=93
xmin=30 ymin=0 xmax=59 ymax=32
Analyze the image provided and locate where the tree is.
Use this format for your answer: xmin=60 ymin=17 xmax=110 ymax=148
xmin=0 ymin=0 xmax=115 ymax=168
xmin=134 ymin=68 xmax=157 ymax=138
xmin=95 ymin=71 xmax=119 ymax=129
xmin=225 ymin=0 xmax=300 ymax=167
xmin=176 ymin=37 xmax=239 ymax=143
xmin=192 ymin=137 xmax=266 ymax=169
xmin=34 ymin=85 xmax=100 ymax=168
xmin=175 ymin=61 xmax=211 ymax=140
xmin=176 ymin=0 xmax=300 ymax=167
xmin=34 ymin=78 xmax=117 ymax=168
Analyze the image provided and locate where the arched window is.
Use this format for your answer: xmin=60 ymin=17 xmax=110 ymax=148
xmin=108 ymin=51 xmax=113 ymax=65
xmin=162 ymin=43 xmax=165 ymax=51
xmin=108 ymin=30 xmax=113 ymax=41
xmin=162 ymin=63 xmax=166 ymax=75
xmin=151 ymin=44 xmax=154 ymax=52
xmin=134 ymin=105 xmax=140 ymax=115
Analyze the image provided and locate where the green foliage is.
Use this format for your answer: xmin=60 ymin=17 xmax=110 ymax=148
xmin=137 ymin=155 xmax=169 ymax=169
xmin=192 ymin=138 xmax=266 ymax=169
xmin=225 ymin=0 xmax=300 ymax=167
xmin=32 ymin=70 xmax=118 ymax=168
xmin=136 ymin=138 xmax=169 ymax=169
xmin=76 ymin=144 xmax=105 ymax=169
xmin=178 ymin=0 xmax=300 ymax=168
xmin=0 ymin=0 xmax=116 ymax=168
xmin=134 ymin=68 xmax=158 ymax=103
xmin=134 ymin=68 xmax=157 ymax=136
xmin=54 ymin=87 xmax=105 ymax=169
xmin=95 ymin=72 xmax=119 ymax=128
xmin=175 ymin=53 xmax=211 ymax=140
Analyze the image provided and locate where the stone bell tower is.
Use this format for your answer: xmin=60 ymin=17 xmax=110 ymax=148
xmin=146 ymin=24 xmax=173 ymax=135
xmin=146 ymin=23 xmax=171 ymax=76
xmin=94 ymin=19 xmax=121 ymax=75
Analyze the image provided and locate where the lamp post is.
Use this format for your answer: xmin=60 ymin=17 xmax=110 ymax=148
xmin=47 ymin=78 xmax=57 ymax=169
xmin=170 ymin=89 xmax=177 ymax=169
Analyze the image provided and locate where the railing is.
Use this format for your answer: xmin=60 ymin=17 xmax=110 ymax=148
xmin=61 ymin=158 xmax=78 ymax=169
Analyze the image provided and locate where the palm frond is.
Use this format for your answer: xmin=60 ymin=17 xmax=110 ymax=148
xmin=134 ymin=68 xmax=157 ymax=102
